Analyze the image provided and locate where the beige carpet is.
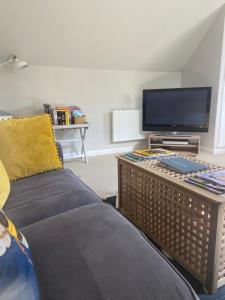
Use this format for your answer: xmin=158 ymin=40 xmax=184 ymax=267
xmin=65 ymin=154 xmax=118 ymax=195
xmin=65 ymin=151 xmax=225 ymax=195
xmin=196 ymin=151 xmax=225 ymax=167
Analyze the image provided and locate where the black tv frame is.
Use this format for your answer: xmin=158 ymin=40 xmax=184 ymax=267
xmin=142 ymin=87 xmax=212 ymax=133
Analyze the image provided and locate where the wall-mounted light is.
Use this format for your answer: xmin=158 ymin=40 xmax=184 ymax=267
xmin=0 ymin=55 xmax=28 ymax=70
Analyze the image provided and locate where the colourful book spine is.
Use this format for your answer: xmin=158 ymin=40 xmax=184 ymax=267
xmin=65 ymin=111 xmax=70 ymax=125
xmin=55 ymin=106 xmax=70 ymax=110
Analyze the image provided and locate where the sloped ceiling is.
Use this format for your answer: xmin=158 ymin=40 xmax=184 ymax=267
xmin=0 ymin=0 xmax=224 ymax=71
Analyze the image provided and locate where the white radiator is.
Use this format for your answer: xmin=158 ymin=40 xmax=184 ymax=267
xmin=112 ymin=109 xmax=145 ymax=142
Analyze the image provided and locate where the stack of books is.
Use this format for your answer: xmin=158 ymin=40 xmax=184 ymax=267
xmin=44 ymin=104 xmax=85 ymax=125
xmin=185 ymin=170 xmax=225 ymax=194
xmin=123 ymin=149 xmax=175 ymax=162
xmin=52 ymin=106 xmax=72 ymax=125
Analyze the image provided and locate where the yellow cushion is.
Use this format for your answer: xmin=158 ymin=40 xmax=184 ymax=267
xmin=0 ymin=114 xmax=63 ymax=181
xmin=0 ymin=160 xmax=10 ymax=208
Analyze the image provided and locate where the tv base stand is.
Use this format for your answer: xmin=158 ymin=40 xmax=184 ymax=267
xmin=155 ymin=132 xmax=193 ymax=137
xmin=148 ymin=133 xmax=200 ymax=156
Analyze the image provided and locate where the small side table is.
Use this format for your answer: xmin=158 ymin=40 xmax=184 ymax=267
xmin=53 ymin=123 xmax=89 ymax=163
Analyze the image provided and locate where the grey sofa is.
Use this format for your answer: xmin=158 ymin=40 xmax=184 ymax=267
xmin=5 ymin=169 xmax=101 ymax=228
xmin=4 ymin=149 xmax=199 ymax=300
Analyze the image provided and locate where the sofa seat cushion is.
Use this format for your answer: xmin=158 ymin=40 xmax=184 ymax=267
xmin=22 ymin=203 xmax=198 ymax=300
xmin=4 ymin=169 xmax=101 ymax=228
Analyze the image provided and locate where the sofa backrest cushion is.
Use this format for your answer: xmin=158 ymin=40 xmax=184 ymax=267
xmin=0 ymin=209 xmax=39 ymax=300
xmin=0 ymin=161 xmax=10 ymax=208
xmin=0 ymin=114 xmax=63 ymax=181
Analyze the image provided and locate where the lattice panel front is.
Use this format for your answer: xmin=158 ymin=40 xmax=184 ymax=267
xmin=119 ymin=161 xmax=212 ymax=283
xmin=218 ymin=205 xmax=225 ymax=285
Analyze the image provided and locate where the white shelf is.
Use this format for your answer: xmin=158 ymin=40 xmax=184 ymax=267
xmin=53 ymin=123 xmax=89 ymax=163
xmin=150 ymin=143 xmax=198 ymax=148
xmin=53 ymin=123 xmax=90 ymax=130
xmin=57 ymin=139 xmax=82 ymax=143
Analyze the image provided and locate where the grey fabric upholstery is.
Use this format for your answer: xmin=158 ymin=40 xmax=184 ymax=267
xmin=22 ymin=203 xmax=198 ymax=300
xmin=4 ymin=156 xmax=199 ymax=299
xmin=4 ymin=169 xmax=101 ymax=228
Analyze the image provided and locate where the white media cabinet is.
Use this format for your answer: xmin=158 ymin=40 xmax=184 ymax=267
xmin=148 ymin=134 xmax=200 ymax=156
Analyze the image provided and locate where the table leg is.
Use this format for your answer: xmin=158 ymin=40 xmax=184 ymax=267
xmin=79 ymin=127 xmax=88 ymax=164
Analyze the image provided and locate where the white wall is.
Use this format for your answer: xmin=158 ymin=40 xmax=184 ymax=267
xmin=215 ymin=13 xmax=225 ymax=151
xmin=0 ymin=66 xmax=181 ymax=154
xmin=181 ymin=8 xmax=225 ymax=153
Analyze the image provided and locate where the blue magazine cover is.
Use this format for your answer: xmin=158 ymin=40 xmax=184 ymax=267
xmin=159 ymin=157 xmax=208 ymax=174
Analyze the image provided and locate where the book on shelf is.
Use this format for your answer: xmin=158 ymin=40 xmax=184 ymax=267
xmin=158 ymin=157 xmax=208 ymax=174
xmin=56 ymin=111 xmax=66 ymax=125
xmin=55 ymin=106 xmax=71 ymax=111
xmin=51 ymin=110 xmax=72 ymax=125
xmin=185 ymin=169 xmax=225 ymax=194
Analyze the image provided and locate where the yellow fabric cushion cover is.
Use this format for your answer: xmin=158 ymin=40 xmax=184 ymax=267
xmin=0 ymin=114 xmax=63 ymax=181
xmin=0 ymin=160 xmax=10 ymax=208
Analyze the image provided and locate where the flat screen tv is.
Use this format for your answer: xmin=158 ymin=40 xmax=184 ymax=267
xmin=142 ymin=87 xmax=212 ymax=132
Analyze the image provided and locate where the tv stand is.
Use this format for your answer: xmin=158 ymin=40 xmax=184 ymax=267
xmin=148 ymin=133 xmax=200 ymax=156
xmin=155 ymin=132 xmax=192 ymax=137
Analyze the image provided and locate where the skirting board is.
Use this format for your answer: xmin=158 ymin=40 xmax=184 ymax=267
xmin=213 ymin=147 xmax=225 ymax=155
xmin=63 ymin=146 xmax=135 ymax=160
xmin=201 ymin=146 xmax=225 ymax=155
xmin=200 ymin=146 xmax=214 ymax=154
xmin=63 ymin=145 xmax=225 ymax=161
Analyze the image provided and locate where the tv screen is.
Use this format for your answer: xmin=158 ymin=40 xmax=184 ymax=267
xmin=142 ymin=87 xmax=212 ymax=132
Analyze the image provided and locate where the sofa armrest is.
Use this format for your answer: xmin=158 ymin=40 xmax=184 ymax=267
xmin=56 ymin=142 xmax=64 ymax=164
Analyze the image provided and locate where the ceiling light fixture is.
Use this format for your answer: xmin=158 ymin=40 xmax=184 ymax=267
xmin=0 ymin=55 xmax=28 ymax=70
